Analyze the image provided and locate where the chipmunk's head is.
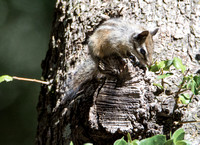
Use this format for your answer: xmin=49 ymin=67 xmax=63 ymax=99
xmin=131 ymin=28 xmax=158 ymax=67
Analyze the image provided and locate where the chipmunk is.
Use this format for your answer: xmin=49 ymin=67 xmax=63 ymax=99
xmin=88 ymin=18 xmax=158 ymax=68
xmin=61 ymin=18 xmax=158 ymax=105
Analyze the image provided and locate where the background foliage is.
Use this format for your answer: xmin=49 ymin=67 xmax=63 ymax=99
xmin=0 ymin=0 xmax=55 ymax=144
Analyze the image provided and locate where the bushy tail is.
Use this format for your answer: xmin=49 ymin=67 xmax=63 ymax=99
xmin=61 ymin=58 xmax=98 ymax=104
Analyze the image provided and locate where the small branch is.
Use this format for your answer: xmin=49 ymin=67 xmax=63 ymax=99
xmin=175 ymin=69 xmax=190 ymax=98
xmin=175 ymin=120 xmax=200 ymax=125
xmin=173 ymin=69 xmax=190 ymax=116
xmin=189 ymin=94 xmax=194 ymax=102
xmin=178 ymin=89 xmax=189 ymax=94
xmin=13 ymin=76 xmax=49 ymax=85
xmin=161 ymin=69 xmax=164 ymax=88
xmin=162 ymin=80 xmax=171 ymax=86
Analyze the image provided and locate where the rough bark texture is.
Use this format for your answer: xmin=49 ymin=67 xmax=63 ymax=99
xmin=36 ymin=0 xmax=200 ymax=145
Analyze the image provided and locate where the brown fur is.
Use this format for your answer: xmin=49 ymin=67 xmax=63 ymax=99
xmin=88 ymin=18 xmax=158 ymax=67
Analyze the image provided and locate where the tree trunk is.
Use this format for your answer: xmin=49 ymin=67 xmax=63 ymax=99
xmin=36 ymin=0 xmax=200 ymax=145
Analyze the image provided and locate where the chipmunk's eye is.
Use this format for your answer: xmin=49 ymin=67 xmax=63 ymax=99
xmin=140 ymin=48 xmax=146 ymax=56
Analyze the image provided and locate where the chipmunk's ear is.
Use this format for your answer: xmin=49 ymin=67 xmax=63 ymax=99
xmin=151 ymin=28 xmax=159 ymax=36
xmin=134 ymin=31 xmax=149 ymax=44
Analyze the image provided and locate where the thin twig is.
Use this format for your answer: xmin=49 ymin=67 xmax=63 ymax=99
xmin=175 ymin=69 xmax=190 ymax=98
xmin=175 ymin=120 xmax=200 ymax=125
xmin=161 ymin=69 xmax=164 ymax=88
xmin=178 ymin=89 xmax=189 ymax=94
xmin=12 ymin=76 xmax=49 ymax=85
xmin=173 ymin=69 xmax=190 ymax=116
xmin=189 ymin=94 xmax=194 ymax=102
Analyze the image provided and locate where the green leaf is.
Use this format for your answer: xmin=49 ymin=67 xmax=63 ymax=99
xmin=150 ymin=59 xmax=173 ymax=72
xmin=163 ymin=60 xmax=173 ymax=71
xmin=140 ymin=135 xmax=166 ymax=145
xmin=164 ymin=139 xmax=174 ymax=145
xmin=0 ymin=75 xmax=13 ymax=83
xmin=127 ymin=133 xmax=132 ymax=143
xmin=70 ymin=141 xmax=73 ymax=145
xmin=157 ymin=73 xmax=173 ymax=79
xmin=157 ymin=61 xmax=166 ymax=69
xmin=186 ymin=77 xmax=193 ymax=89
xmin=183 ymin=75 xmax=200 ymax=95
xmin=131 ymin=140 xmax=140 ymax=145
xmin=157 ymin=60 xmax=173 ymax=71
xmin=193 ymin=75 xmax=200 ymax=94
xmin=181 ymin=93 xmax=190 ymax=99
xmin=153 ymin=83 xmax=164 ymax=89
xmin=179 ymin=94 xmax=191 ymax=105
xmin=114 ymin=137 xmax=127 ymax=145
xmin=150 ymin=63 xmax=160 ymax=72
xmin=170 ymin=131 xmax=172 ymax=139
xmin=187 ymin=79 xmax=197 ymax=95
xmin=182 ymin=76 xmax=190 ymax=89
xmin=194 ymin=75 xmax=200 ymax=86
xmin=171 ymin=128 xmax=185 ymax=142
xmin=175 ymin=140 xmax=191 ymax=145
xmin=173 ymin=57 xmax=186 ymax=73
xmin=84 ymin=143 xmax=93 ymax=145
xmin=189 ymin=76 xmax=200 ymax=95
xmin=191 ymin=80 xmax=196 ymax=94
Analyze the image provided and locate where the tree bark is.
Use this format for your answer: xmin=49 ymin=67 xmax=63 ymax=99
xmin=36 ymin=0 xmax=200 ymax=145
